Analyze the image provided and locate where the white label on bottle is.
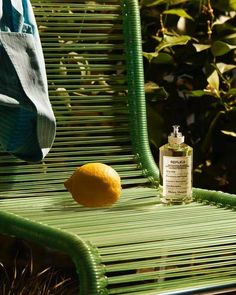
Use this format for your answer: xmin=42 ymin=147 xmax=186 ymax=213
xmin=163 ymin=156 xmax=192 ymax=197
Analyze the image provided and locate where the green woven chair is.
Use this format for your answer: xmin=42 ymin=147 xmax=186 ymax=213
xmin=1 ymin=0 xmax=236 ymax=294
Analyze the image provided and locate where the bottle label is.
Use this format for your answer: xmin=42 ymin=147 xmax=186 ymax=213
xmin=163 ymin=156 xmax=192 ymax=197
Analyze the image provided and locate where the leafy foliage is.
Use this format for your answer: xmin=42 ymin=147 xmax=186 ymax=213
xmin=140 ymin=0 xmax=236 ymax=193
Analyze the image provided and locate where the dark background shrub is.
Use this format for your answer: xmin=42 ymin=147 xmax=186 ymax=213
xmin=139 ymin=0 xmax=236 ymax=193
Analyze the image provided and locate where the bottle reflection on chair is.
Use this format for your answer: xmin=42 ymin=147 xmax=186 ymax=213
xmin=159 ymin=125 xmax=193 ymax=205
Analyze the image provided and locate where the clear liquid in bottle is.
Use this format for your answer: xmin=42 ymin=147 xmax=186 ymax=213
xmin=159 ymin=125 xmax=193 ymax=205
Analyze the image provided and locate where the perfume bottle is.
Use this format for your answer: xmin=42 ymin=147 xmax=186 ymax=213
xmin=159 ymin=125 xmax=193 ymax=205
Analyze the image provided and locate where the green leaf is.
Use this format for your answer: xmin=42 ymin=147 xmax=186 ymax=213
xmin=212 ymin=16 xmax=231 ymax=27
xmin=207 ymin=70 xmax=220 ymax=93
xmin=143 ymin=51 xmax=159 ymax=63
xmin=145 ymin=81 xmax=160 ymax=93
xmin=169 ymin=0 xmax=190 ymax=3
xmin=216 ymin=63 xmax=236 ymax=73
xmin=211 ymin=41 xmax=236 ymax=56
xmin=140 ymin=0 xmax=189 ymax=7
xmin=221 ymin=130 xmax=236 ymax=137
xmin=140 ymin=0 xmax=165 ymax=6
xmin=152 ymin=52 xmax=174 ymax=64
xmin=192 ymin=43 xmax=211 ymax=52
xmin=228 ymin=0 xmax=236 ymax=10
xmin=163 ymin=8 xmax=193 ymax=20
xmin=223 ymin=33 xmax=236 ymax=44
xmin=212 ymin=0 xmax=236 ymax=11
xmin=188 ymin=90 xmax=207 ymax=97
xmin=155 ymin=35 xmax=191 ymax=52
xmin=188 ymin=89 xmax=222 ymax=98
xmin=228 ymin=88 xmax=236 ymax=96
xmin=145 ymin=82 xmax=168 ymax=101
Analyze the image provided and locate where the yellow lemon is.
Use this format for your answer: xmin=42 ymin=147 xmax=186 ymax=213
xmin=64 ymin=163 xmax=121 ymax=208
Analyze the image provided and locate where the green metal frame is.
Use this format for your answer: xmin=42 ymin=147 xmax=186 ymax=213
xmin=0 ymin=212 xmax=104 ymax=294
xmin=122 ymin=0 xmax=160 ymax=185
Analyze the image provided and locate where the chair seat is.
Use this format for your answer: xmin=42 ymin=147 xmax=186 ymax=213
xmin=1 ymin=186 xmax=236 ymax=294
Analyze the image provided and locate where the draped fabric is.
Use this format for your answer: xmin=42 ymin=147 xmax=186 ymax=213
xmin=0 ymin=0 xmax=56 ymax=162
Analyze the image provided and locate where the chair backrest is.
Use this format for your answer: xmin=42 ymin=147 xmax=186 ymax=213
xmin=0 ymin=0 xmax=159 ymax=199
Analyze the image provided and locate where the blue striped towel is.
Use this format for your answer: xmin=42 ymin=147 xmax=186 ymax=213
xmin=0 ymin=0 xmax=56 ymax=162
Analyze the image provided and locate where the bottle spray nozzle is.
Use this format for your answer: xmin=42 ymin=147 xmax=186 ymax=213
xmin=172 ymin=125 xmax=180 ymax=137
xmin=168 ymin=125 xmax=184 ymax=144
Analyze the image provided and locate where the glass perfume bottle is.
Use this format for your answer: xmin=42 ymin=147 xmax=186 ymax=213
xmin=159 ymin=125 xmax=193 ymax=205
